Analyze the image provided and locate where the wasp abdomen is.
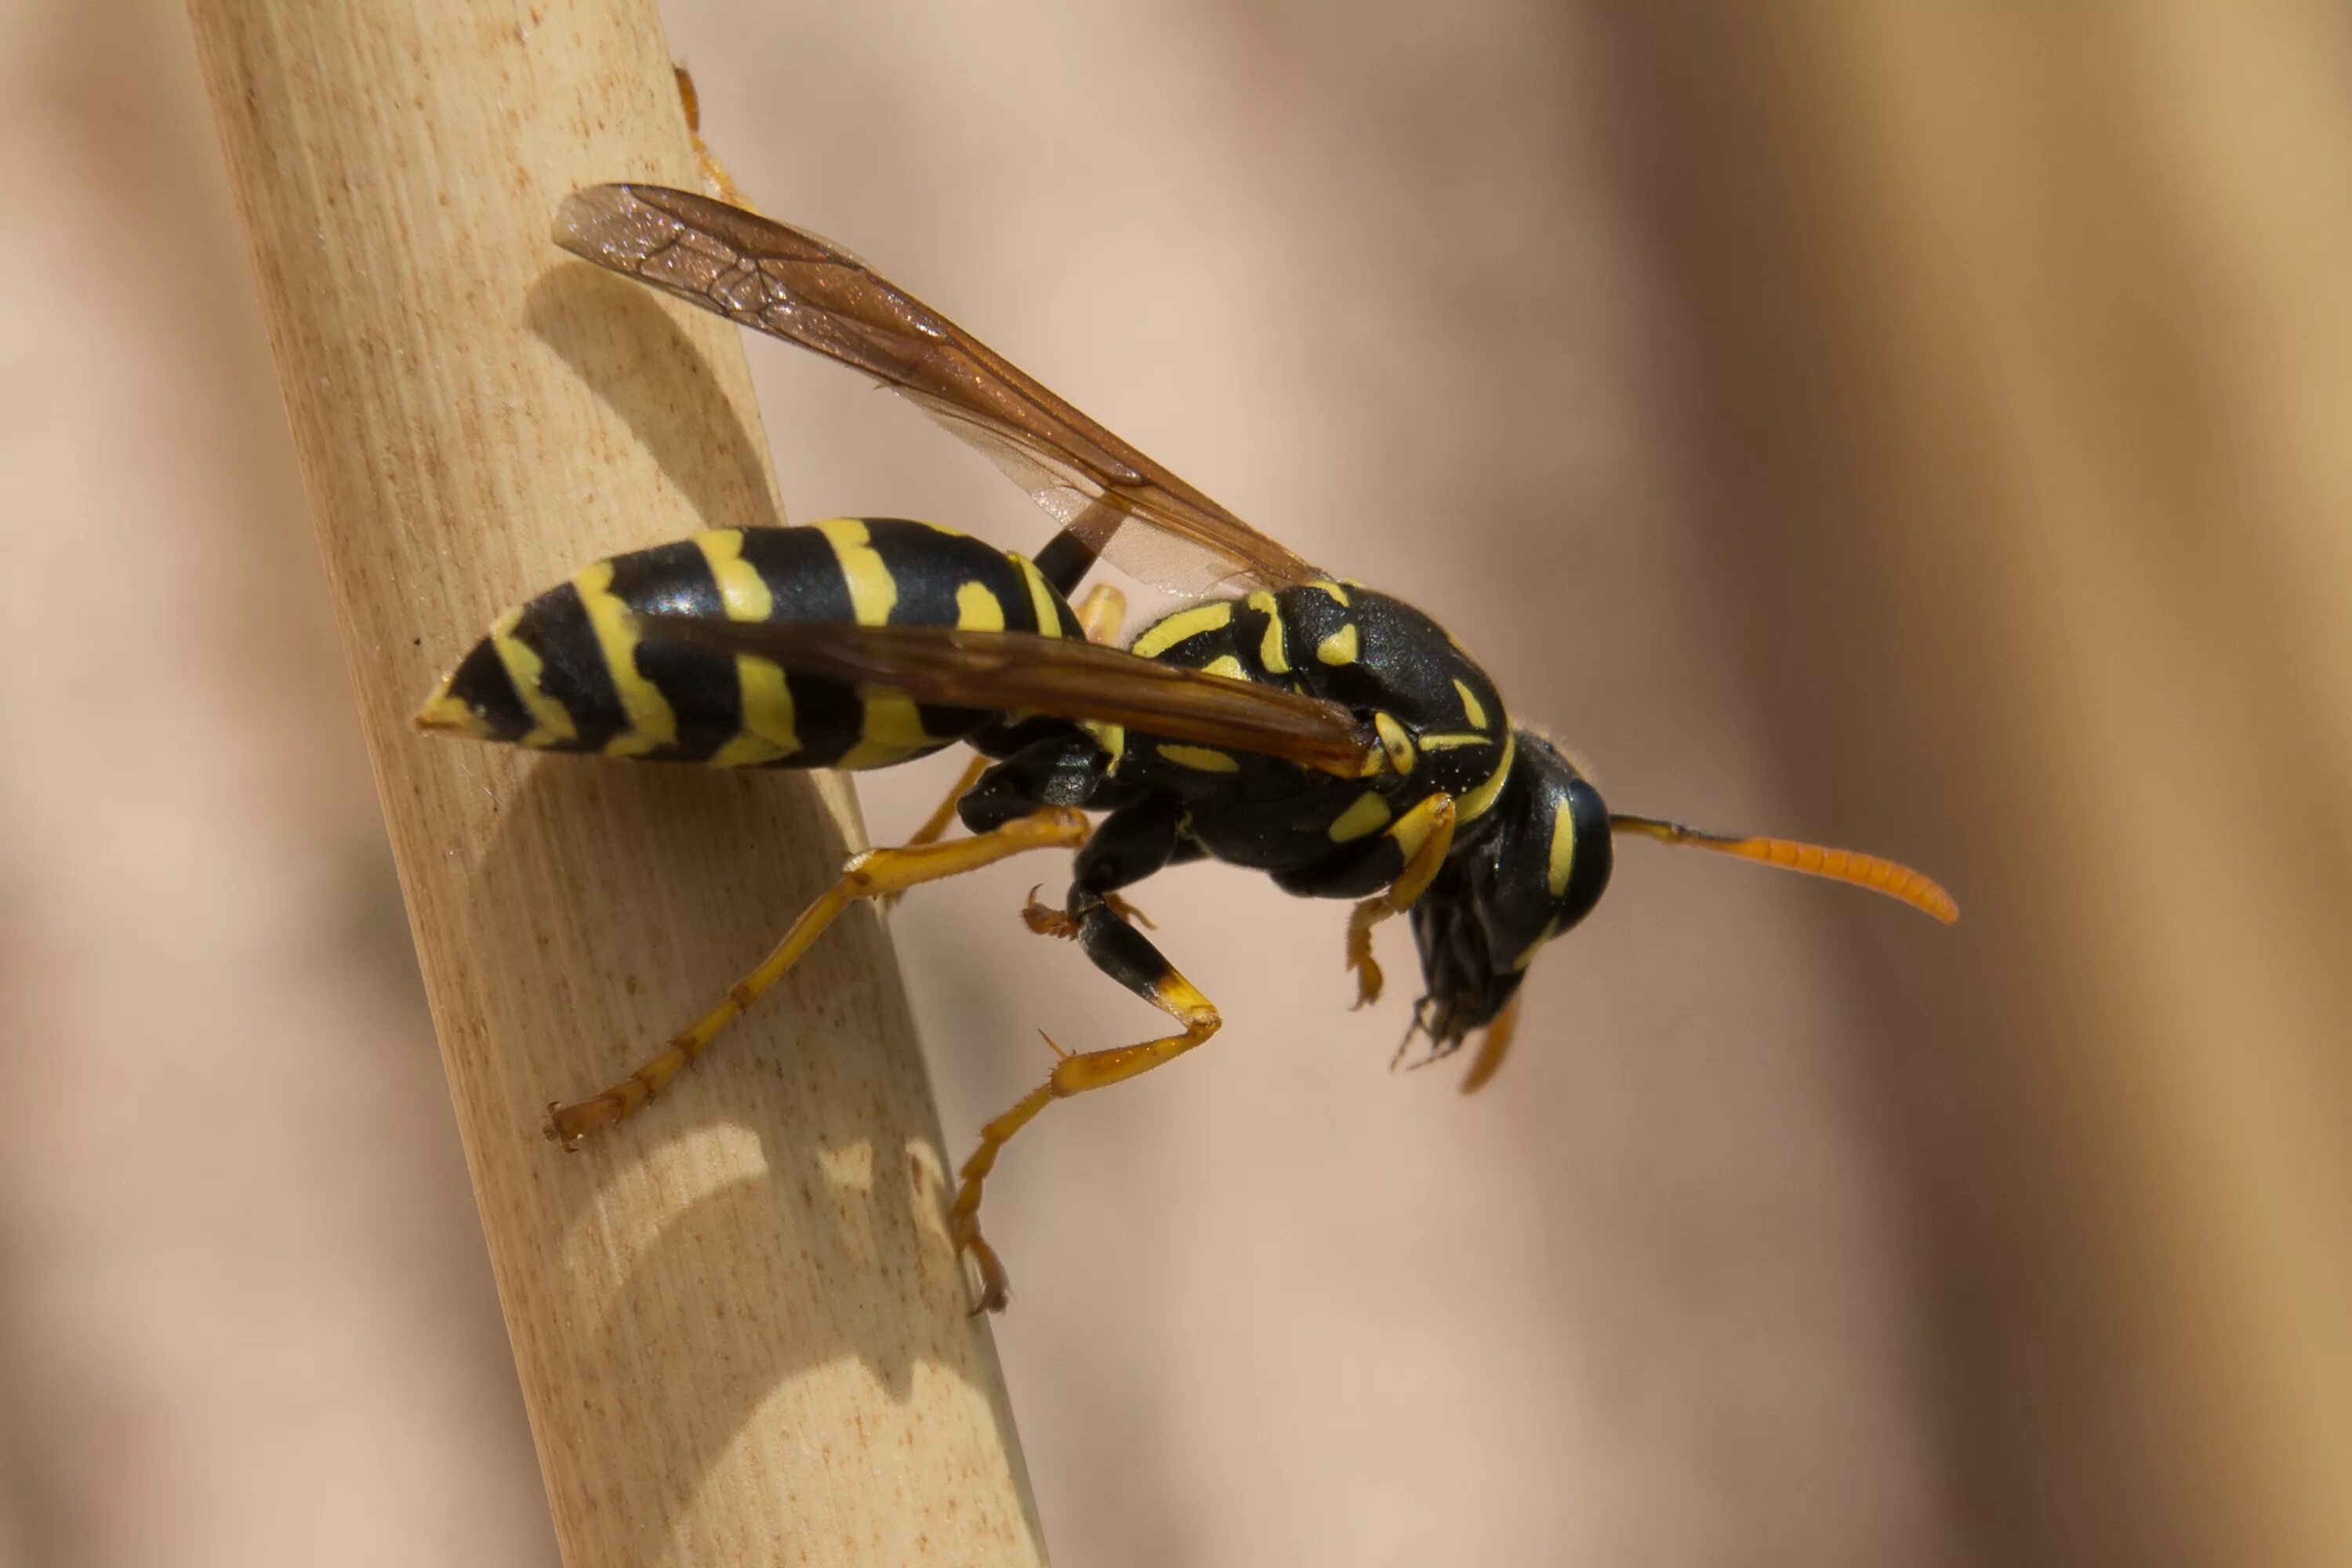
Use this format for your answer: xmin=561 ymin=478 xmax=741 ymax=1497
xmin=419 ymin=518 xmax=1079 ymax=769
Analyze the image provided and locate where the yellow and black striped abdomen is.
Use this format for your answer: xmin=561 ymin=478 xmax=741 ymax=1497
xmin=418 ymin=517 xmax=1079 ymax=769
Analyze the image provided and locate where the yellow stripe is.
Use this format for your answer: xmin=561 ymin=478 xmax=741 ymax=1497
xmin=837 ymin=691 xmax=935 ymax=771
xmin=1157 ymin=743 xmax=1240 ymax=773
xmin=1316 ymin=623 xmax=1359 ymax=666
xmin=573 ymin=559 xmax=678 ymax=757
xmin=1416 ymin=731 xmax=1487 ymax=752
xmin=695 ymin=529 xmax=798 ymax=766
xmin=1458 ymin=731 xmax=1515 ymax=824
xmin=956 ymin=580 xmax=1006 ymax=631
xmin=1453 ymin=678 xmax=1488 ymax=731
xmin=1131 ymin=601 xmax=1233 ymax=660
xmin=414 ymin=684 xmax=488 ymax=738
xmin=695 ymin=529 xmax=774 ymax=620
xmin=1327 ymin=790 xmax=1392 ymax=842
xmin=815 ymin=517 xmax=898 ymax=626
xmin=1013 ymin=554 xmax=1065 ymax=637
xmin=490 ymin=607 xmax=577 ymax=748
xmin=1201 ymin=655 xmax=1247 ymax=681
xmin=1307 ymin=579 xmax=1351 ymax=608
xmin=1546 ymin=798 xmax=1577 ymax=896
xmin=711 ymin=653 xmax=800 ymax=766
xmin=1248 ymin=591 xmax=1289 ymax=673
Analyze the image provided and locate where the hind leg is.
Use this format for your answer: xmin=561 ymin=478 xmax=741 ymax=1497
xmin=546 ymin=807 xmax=1088 ymax=1145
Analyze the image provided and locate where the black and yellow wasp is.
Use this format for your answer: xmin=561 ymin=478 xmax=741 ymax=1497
xmin=418 ymin=183 xmax=1956 ymax=1311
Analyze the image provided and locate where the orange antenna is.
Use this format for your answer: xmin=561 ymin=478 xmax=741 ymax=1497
xmin=1610 ymin=814 xmax=1958 ymax=924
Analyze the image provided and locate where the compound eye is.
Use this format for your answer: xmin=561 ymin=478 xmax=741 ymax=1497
xmin=1371 ymin=710 xmax=1417 ymax=775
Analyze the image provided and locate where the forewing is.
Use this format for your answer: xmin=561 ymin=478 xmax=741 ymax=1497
xmin=635 ymin=615 xmax=1374 ymax=778
xmin=555 ymin=183 xmax=1320 ymax=594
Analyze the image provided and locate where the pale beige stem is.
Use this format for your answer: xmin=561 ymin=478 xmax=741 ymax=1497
xmin=183 ymin=3 xmax=1047 ymax=1563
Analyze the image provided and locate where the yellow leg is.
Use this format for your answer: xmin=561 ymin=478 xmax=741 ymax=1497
xmin=1345 ymin=793 xmax=1457 ymax=1007
xmin=673 ymin=64 xmax=749 ymax=207
xmin=950 ymin=962 xmax=1220 ymax=1312
xmin=1070 ymin=583 xmax=1126 ymax=645
xmin=1457 ymin=992 xmax=1523 ymax=1094
xmin=546 ymin=806 xmax=1089 ymax=1145
xmin=902 ymin=753 xmax=992 ymax=851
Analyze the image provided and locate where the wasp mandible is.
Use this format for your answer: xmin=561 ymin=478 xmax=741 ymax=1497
xmin=419 ymin=181 xmax=1956 ymax=1312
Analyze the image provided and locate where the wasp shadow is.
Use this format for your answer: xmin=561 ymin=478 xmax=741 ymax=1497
xmin=469 ymin=755 xmax=1042 ymax=1561
xmin=526 ymin=261 xmax=784 ymax=535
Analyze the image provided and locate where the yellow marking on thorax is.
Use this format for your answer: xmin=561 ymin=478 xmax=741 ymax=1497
xmin=572 ymin=559 xmax=679 ymax=757
xmin=1316 ymin=623 xmax=1359 ymax=666
xmin=1328 ymin=790 xmax=1393 ymax=842
xmin=1012 ymin=554 xmax=1065 ymax=636
xmin=1546 ymin=798 xmax=1577 ymax=896
xmin=1247 ymin=591 xmax=1289 ymax=672
xmin=956 ymin=580 xmax=1007 ymax=631
xmin=1417 ymin=731 xmax=1488 ymax=752
xmin=695 ymin=529 xmax=799 ymax=766
xmin=1157 ymin=743 xmax=1240 ymax=773
xmin=1458 ymin=731 xmax=1516 ymax=824
xmin=1083 ymin=720 xmax=1127 ymax=775
xmin=815 ymin=517 xmax=898 ymax=625
xmin=1453 ymin=678 xmax=1489 ymax=731
xmin=489 ymin=607 xmax=578 ymax=748
xmin=1131 ymin=601 xmax=1234 ymax=660
xmin=1307 ymin=579 xmax=1351 ymax=608
xmin=1372 ymin=711 xmax=1416 ymax=775
xmin=1201 ymin=655 xmax=1247 ymax=681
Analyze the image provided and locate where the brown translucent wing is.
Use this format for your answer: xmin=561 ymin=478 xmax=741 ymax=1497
xmin=635 ymin=615 xmax=1374 ymax=778
xmin=556 ymin=183 xmax=1320 ymax=595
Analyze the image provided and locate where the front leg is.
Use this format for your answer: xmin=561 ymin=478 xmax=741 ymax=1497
xmin=1344 ymin=793 xmax=1457 ymax=1007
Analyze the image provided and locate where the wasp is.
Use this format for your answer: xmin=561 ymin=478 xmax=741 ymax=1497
xmin=417 ymin=183 xmax=1956 ymax=1311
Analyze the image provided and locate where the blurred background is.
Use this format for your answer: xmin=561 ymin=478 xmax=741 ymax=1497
xmin=5 ymin=2 xmax=2349 ymax=1564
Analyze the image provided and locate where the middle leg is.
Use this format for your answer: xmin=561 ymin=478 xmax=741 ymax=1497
xmin=953 ymin=796 xmax=1201 ymax=1309
xmin=951 ymin=891 xmax=1218 ymax=1312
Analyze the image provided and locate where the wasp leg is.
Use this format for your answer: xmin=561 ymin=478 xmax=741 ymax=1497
xmin=952 ymin=888 xmax=1218 ymax=1312
xmin=895 ymin=584 xmax=1127 ymax=860
xmin=1345 ymin=793 xmax=1457 ymax=1008
xmin=899 ymin=753 xmax=992 ymax=854
xmin=1457 ymin=992 xmax=1523 ymax=1095
xmin=1021 ymin=887 xmax=1152 ymax=935
xmin=672 ymin=64 xmax=748 ymax=206
xmin=546 ymin=807 xmax=1089 ymax=1147
xmin=1070 ymin=583 xmax=1127 ymax=646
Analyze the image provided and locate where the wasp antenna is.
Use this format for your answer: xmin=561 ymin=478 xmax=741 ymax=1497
xmin=1610 ymin=814 xmax=1958 ymax=924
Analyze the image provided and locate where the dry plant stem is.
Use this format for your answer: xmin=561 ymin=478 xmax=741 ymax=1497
xmin=183 ymin=3 xmax=1047 ymax=1564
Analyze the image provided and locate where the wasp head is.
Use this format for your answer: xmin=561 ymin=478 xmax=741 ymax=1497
xmin=1406 ymin=731 xmax=1612 ymax=1054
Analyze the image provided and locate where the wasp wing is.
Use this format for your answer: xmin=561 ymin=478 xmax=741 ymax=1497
xmin=634 ymin=615 xmax=1374 ymax=778
xmin=556 ymin=183 xmax=1320 ymax=595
